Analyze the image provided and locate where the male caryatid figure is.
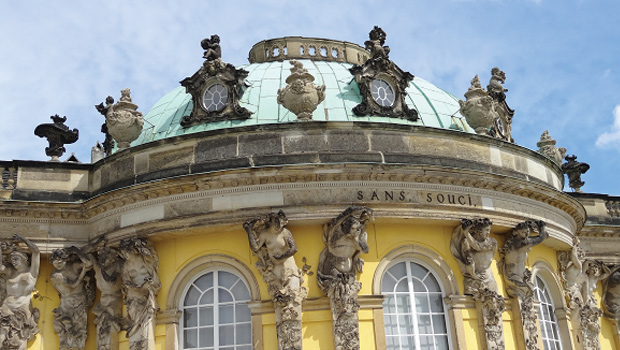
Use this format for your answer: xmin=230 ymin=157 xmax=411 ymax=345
xmin=119 ymin=237 xmax=160 ymax=350
xmin=244 ymin=210 xmax=306 ymax=350
xmin=0 ymin=235 xmax=40 ymax=350
xmin=50 ymin=246 xmax=95 ymax=350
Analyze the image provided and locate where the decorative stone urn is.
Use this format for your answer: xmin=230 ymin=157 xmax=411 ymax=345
xmin=458 ymin=75 xmax=498 ymax=134
xmin=277 ymin=60 xmax=325 ymax=120
xmin=105 ymin=88 xmax=144 ymax=149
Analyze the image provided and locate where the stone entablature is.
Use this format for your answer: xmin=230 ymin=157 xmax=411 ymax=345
xmin=249 ymin=37 xmax=369 ymax=65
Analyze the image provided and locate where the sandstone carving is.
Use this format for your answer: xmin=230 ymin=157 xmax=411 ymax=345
xmin=450 ymin=218 xmax=498 ymax=295
xmin=277 ymin=60 xmax=326 ymax=120
xmin=500 ymin=220 xmax=548 ymax=350
xmin=537 ymin=130 xmax=566 ymax=165
xmin=96 ymin=88 xmax=144 ymax=150
xmin=317 ymin=206 xmax=373 ymax=350
xmin=34 ymin=114 xmax=79 ymax=161
xmin=603 ymin=265 xmax=620 ymax=320
xmin=459 ymin=68 xmax=515 ymax=142
xmin=119 ymin=237 xmax=160 ymax=350
xmin=244 ymin=210 xmax=306 ymax=350
xmin=50 ymin=246 xmax=96 ymax=350
xmin=201 ymin=34 xmax=221 ymax=61
xmin=562 ymin=155 xmax=590 ymax=192
xmin=0 ymin=235 xmax=40 ymax=350
xmin=473 ymin=288 xmax=506 ymax=350
xmin=90 ymin=238 xmax=124 ymax=350
xmin=349 ymin=27 xmax=418 ymax=121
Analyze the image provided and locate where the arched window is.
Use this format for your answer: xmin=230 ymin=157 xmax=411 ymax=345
xmin=535 ymin=276 xmax=563 ymax=350
xmin=181 ymin=269 xmax=252 ymax=350
xmin=381 ymin=260 xmax=451 ymax=350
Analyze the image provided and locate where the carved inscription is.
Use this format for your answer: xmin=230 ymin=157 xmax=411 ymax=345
xmin=419 ymin=191 xmax=481 ymax=207
xmin=355 ymin=189 xmax=481 ymax=207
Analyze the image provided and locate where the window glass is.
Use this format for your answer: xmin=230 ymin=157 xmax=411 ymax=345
xmin=382 ymin=261 xmax=450 ymax=350
xmin=535 ymin=276 xmax=563 ymax=350
xmin=181 ymin=270 xmax=252 ymax=349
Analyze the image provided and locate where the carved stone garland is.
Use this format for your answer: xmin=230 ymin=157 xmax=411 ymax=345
xmin=244 ymin=210 xmax=306 ymax=350
xmin=349 ymin=26 xmax=418 ymax=121
xmin=500 ymin=220 xmax=549 ymax=350
xmin=450 ymin=218 xmax=505 ymax=350
xmin=180 ymin=34 xmax=251 ymax=127
xmin=119 ymin=237 xmax=160 ymax=350
xmin=0 ymin=235 xmax=40 ymax=350
xmin=317 ymin=206 xmax=373 ymax=350
xmin=50 ymin=246 xmax=96 ymax=350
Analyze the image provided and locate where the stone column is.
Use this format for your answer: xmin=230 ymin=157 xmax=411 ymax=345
xmin=244 ymin=210 xmax=307 ymax=350
xmin=317 ymin=206 xmax=373 ymax=350
xmin=119 ymin=237 xmax=160 ymax=350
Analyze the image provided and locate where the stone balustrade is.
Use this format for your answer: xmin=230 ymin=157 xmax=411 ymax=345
xmin=248 ymin=36 xmax=369 ymax=64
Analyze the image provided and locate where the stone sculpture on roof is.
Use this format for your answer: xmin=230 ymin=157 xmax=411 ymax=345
xmin=34 ymin=115 xmax=79 ymax=161
xmin=537 ymin=130 xmax=566 ymax=165
xmin=562 ymin=155 xmax=590 ymax=192
xmin=96 ymin=88 xmax=144 ymax=151
xmin=277 ymin=60 xmax=326 ymax=120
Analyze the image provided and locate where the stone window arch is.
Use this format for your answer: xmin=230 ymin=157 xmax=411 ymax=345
xmin=532 ymin=260 xmax=573 ymax=350
xmin=164 ymin=254 xmax=261 ymax=350
xmin=373 ymin=245 xmax=465 ymax=350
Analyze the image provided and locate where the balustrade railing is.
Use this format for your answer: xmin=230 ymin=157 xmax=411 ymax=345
xmin=606 ymin=199 xmax=620 ymax=218
xmin=1 ymin=164 xmax=17 ymax=190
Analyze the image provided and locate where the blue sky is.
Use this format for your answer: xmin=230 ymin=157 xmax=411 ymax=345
xmin=1 ymin=1 xmax=619 ymax=195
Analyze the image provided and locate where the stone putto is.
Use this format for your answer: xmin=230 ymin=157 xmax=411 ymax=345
xmin=277 ymin=60 xmax=326 ymax=120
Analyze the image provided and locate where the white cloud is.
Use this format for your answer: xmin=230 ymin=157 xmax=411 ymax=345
xmin=595 ymin=105 xmax=620 ymax=150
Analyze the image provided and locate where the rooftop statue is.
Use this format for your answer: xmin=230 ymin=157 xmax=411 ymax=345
xmin=0 ymin=235 xmax=40 ymax=350
xmin=95 ymin=96 xmax=116 ymax=156
xmin=34 ymin=115 xmax=79 ymax=161
xmin=459 ymin=68 xmax=515 ymax=142
xmin=50 ymin=246 xmax=95 ymax=350
xmin=537 ymin=130 xmax=566 ymax=165
xmin=96 ymin=88 xmax=144 ymax=151
xmin=364 ymin=26 xmax=390 ymax=60
xmin=277 ymin=60 xmax=326 ymax=120
xmin=562 ymin=154 xmax=590 ymax=192
xmin=201 ymin=34 xmax=221 ymax=61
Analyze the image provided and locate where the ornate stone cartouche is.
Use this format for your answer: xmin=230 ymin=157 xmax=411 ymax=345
xmin=317 ymin=206 xmax=373 ymax=350
xmin=0 ymin=235 xmax=40 ymax=350
xmin=537 ymin=130 xmax=566 ymax=165
xmin=562 ymin=154 xmax=590 ymax=192
xmin=97 ymin=88 xmax=144 ymax=150
xmin=34 ymin=114 xmax=79 ymax=161
xmin=50 ymin=246 xmax=95 ymax=350
xmin=459 ymin=68 xmax=515 ymax=142
xmin=244 ymin=210 xmax=306 ymax=350
xmin=277 ymin=60 xmax=325 ymax=120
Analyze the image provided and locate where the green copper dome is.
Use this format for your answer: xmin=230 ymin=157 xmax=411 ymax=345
xmin=134 ymin=41 xmax=472 ymax=146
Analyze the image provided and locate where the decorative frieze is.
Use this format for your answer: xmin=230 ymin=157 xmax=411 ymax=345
xmin=317 ymin=206 xmax=373 ymax=350
xmin=244 ymin=210 xmax=306 ymax=350
xmin=0 ymin=235 xmax=40 ymax=349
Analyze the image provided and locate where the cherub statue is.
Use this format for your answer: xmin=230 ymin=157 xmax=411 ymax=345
xmin=450 ymin=218 xmax=498 ymax=294
xmin=201 ymin=34 xmax=221 ymax=61
xmin=50 ymin=246 xmax=95 ymax=350
xmin=317 ymin=206 xmax=373 ymax=291
xmin=244 ymin=210 xmax=302 ymax=294
xmin=0 ymin=235 xmax=40 ymax=350
xmin=364 ymin=26 xmax=390 ymax=60
xmin=487 ymin=67 xmax=508 ymax=102
xmin=501 ymin=220 xmax=548 ymax=297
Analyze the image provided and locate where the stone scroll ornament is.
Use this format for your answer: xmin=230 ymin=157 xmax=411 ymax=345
xmin=118 ymin=237 xmax=160 ymax=350
xmin=450 ymin=218 xmax=505 ymax=350
xmin=0 ymin=235 xmax=40 ymax=350
xmin=89 ymin=238 xmax=124 ymax=350
xmin=180 ymin=34 xmax=252 ymax=127
xmin=244 ymin=210 xmax=307 ymax=350
xmin=500 ymin=220 xmax=548 ymax=350
xmin=34 ymin=114 xmax=79 ymax=161
xmin=317 ymin=206 xmax=374 ymax=350
xmin=458 ymin=68 xmax=515 ymax=143
xmin=277 ymin=60 xmax=326 ymax=120
xmin=348 ymin=26 xmax=418 ymax=121
xmin=96 ymin=88 xmax=144 ymax=152
xmin=50 ymin=246 xmax=96 ymax=350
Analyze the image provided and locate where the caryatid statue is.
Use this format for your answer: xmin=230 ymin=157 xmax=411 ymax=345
xmin=50 ymin=246 xmax=96 ymax=350
xmin=244 ymin=210 xmax=306 ymax=350
xmin=317 ymin=206 xmax=374 ymax=350
xmin=118 ymin=237 xmax=160 ymax=350
xmin=0 ymin=235 xmax=40 ymax=350
xmin=603 ymin=265 xmax=620 ymax=320
xmin=501 ymin=220 xmax=548 ymax=297
xmin=89 ymin=238 xmax=124 ymax=350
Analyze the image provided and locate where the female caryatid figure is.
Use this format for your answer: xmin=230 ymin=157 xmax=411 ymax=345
xmin=50 ymin=246 xmax=95 ymax=350
xmin=450 ymin=218 xmax=498 ymax=295
xmin=0 ymin=235 xmax=40 ymax=350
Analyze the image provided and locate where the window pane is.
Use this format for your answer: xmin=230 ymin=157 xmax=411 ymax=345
xmin=219 ymin=325 xmax=235 ymax=345
xmin=200 ymin=288 xmax=214 ymax=305
xmin=388 ymin=262 xmax=407 ymax=279
xmin=396 ymin=295 xmax=411 ymax=313
xmin=236 ymin=322 xmax=252 ymax=344
xmin=417 ymin=314 xmax=432 ymax=334
xmin=410 ymin=262 xmax=428 ymax=280
xmin=382 ymin=273 xmax=397 ymax=292
xmin=184 ymin=329 xmax=197 ymax=348
xmin=219 ymin=271 xmax=238 ymax=289
xmin=398 ymin=314 xmax=414 ymax=335
xmin=185 ymin=285 xmax=201 ymax=306
xmin=424 ymin=274 xmax=441 ymax=292
xmin=383 ymin=295 xmax=396 ymax=313
xmin=430 ymin=294 xmax=444 ymax=312
xmin=432 ymin=314 xmax=447 ymax=334
xmin=419 ymin=335 xmax=434 ymax=350
xmin=184 ymin=307 xmax=197 ymax=327
xmin=396 ymin=279 xmax=409 ymax=292
xmin=435 ymin=335 xmax=449 ymax=350
xmin=415 ymin=294 xmax=430 ymax=313
xmin=231 ymin=281 xmax=250 ymax=300
xmin=219 ymin=304 xmax=234 ymax=324
xmin=199 ymin=327 xmax=214 ymax=348
xmin=235 ymin=304 xmax=251 ymax=322
xmin=199 ymin=306 xmax=213 ymax=326
xmin=384 ymin=315 xmax=398 ymax=336
xmin=219 ymin=288 xmax=234 ymax=302
xmin=194 ymin=273 xmax=213 ymax=291
xmin=413 ymin=279 xmax=427 ymax=292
